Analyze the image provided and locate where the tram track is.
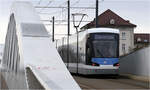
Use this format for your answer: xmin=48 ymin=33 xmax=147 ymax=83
xmin=105 ymin=78 xmax=149 ymax=89
xmin=73 ymin=75 xmax=149 ymax=89
xmin=78 ymin=82 xmax=95 ymax=89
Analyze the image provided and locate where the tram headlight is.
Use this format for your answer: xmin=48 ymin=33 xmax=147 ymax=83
xmin=92 ymin=63 xmax=99 ymax=66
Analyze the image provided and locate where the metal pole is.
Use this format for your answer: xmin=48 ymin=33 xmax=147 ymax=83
xmin=72 ymin=13 xmax=87 ymax=74
xmin=56 ymin=40 xmax=57 ymax=49
xmin=68 ymin=0 xmax=70 ymax=35
xmin=62 ymin=37 xmax=64 ymax=60
xmin=52 ymin=16 xmax=55 ymax=42
xmin=67 ymin=0 xmax=70 ymax=68
xmin=96 ymin=0 xmax=99 ymax=27
xmin=76 ymin=27 xmax=79 ymax=74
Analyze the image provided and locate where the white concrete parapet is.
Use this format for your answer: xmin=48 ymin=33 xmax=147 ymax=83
xmin=1 ymin=1 xmax=80 ymax=89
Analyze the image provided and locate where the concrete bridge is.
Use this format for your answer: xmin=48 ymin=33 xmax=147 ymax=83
xmin=0 ymin=1 xmax=80 ymax=90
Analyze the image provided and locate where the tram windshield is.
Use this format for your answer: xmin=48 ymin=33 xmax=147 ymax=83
xmin=92 ymin=34 xmax=119 ymax=58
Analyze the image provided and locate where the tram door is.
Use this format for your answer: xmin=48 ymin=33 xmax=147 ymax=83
xmin=86 ymin=38 xmax=92 ymax=65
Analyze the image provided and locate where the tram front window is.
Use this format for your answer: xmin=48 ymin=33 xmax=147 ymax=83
xmin=92 ymin=40 xmax=117 ymax=58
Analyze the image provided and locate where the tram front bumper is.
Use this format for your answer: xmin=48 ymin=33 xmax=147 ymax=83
xmin=78 ymin=66 xmax=119 ymax=75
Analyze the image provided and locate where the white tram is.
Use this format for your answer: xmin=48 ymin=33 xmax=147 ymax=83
xmin=57 ymin=28 xmax=120 ymax=75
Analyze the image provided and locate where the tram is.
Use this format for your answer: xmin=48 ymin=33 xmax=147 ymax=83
xmin=57 ymin=28 xmax=120 ymax=75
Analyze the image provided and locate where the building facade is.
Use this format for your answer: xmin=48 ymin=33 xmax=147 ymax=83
xmin=81 ymin=9 xmax=136 ymax=56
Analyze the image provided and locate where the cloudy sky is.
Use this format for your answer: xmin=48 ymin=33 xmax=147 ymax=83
xmin=0 ymin=0 xmax=150 ymax=44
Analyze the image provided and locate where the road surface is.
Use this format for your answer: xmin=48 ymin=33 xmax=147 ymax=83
xmin=1 ymin=72 xmax=149 ymax=89
xmin=72 ymin=74 xmax=149 ymax=89
xmin=0 ymin=72 xmax=8 ymax=89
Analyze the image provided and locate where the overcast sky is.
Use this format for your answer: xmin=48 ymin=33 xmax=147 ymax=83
xmin=0 ymin=0 xmax=150 ymax=44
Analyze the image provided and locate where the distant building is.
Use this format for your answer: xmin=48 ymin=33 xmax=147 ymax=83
xmin=134 ymin=34 xmax=150 ymax=49
xmin=81 ymin=9 xmax=136 ymax=56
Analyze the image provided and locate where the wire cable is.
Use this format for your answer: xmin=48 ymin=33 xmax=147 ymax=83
xmin=39 ymin=0 xmax=55 ymax=13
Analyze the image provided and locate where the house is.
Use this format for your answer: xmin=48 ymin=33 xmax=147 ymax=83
xmin=81 ymin=9 xmax=136 ymax=56
xmin=134 ymin=34 xmax=150 ymax=49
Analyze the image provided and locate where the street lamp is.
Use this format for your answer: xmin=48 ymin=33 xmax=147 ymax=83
xmin=72 ymin=13 xmax=87 ymax=74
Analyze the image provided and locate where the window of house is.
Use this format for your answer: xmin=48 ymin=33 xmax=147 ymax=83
xmin=122 ymin=32 xmax=126 ymax=40
xmin=137 ymin=38 xmax=141 ymax=42
xmin=144 ymin=39 xmax=148 ymax=42
xmin=122 ymin=44 xmax=126 ymax=54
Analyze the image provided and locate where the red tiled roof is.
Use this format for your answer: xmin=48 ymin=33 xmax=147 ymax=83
xmin=81 ymin=9 xmax=136 ymax=29
xmin=134 ymin=34 xmax=150 ymax=43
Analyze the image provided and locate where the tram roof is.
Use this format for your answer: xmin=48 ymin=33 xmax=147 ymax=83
xmin=86 ymin=28 xmax=119 ymax=34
